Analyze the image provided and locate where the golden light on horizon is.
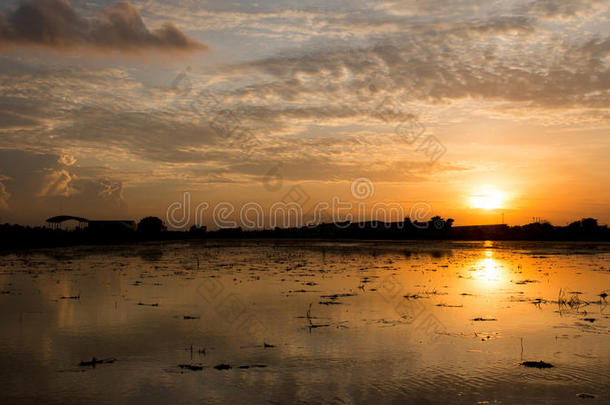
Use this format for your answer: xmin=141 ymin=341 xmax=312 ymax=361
xmin=470 ymin=189 xmax=505 ymax=210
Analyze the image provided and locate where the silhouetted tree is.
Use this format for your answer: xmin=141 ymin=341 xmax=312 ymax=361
xmin=568 ymin=220 xmax=582 ymax=230
xmin=581 ymin=218 xmax=598 ymax=231
xmin=137 ymin=217 xmax=166 ymax=233
xmin=428 ymin=216 xmax=454 ymax=230
xmin=189 ymin=225 xmax=207 ymax=234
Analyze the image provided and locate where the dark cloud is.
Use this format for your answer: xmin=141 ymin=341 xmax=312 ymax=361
xmin=0 ymin=149 xmax=126 ymax=221
xmin=0 ymin=0 xmax=207 ymax=52
xmin=0 ymin=110 xmax=40 ymax=129
xmin=0 ymin=149 xmax=60 ymax=198
xmin=523 ymin=0 xmax=606 ymax=18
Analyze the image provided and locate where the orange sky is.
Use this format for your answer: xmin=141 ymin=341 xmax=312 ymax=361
xmin=0 ymin=0 xmax=608 ymax=228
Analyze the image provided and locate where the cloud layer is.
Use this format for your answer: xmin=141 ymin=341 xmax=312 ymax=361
xmin=0 ymin=0 xmax=608 ymax=224
xmin=0 ymin=0 xmax=207 ymax=52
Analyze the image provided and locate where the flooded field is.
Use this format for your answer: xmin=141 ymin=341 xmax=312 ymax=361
xmin=0 ymin=240 xmax=609 ymax=404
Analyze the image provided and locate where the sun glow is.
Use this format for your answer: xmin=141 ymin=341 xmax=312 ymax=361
xmin=476 ymin=258 xmax=501 ymax=283
xmin=473 ymin=250 xmax=504 ymax=286
xmin=470 ymin=189 xmax=505 ymax=210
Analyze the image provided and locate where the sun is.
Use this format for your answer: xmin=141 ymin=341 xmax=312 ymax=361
xmin=470 ymin=189 xmax=505 ymax=210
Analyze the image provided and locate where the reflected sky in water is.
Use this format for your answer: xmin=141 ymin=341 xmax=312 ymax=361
xmin=0 ymin=240 xmax=608 ymax=404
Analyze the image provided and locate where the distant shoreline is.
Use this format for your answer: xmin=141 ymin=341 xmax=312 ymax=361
xmin=2 ymin=217 xmax=610 ymax=251
xmin=2 ymin=230 xmax=610 ymax=252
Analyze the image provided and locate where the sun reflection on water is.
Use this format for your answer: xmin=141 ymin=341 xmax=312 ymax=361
xmin=473 ymin=250 xmax=503 ymax=285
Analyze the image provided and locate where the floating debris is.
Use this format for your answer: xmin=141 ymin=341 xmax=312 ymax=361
xmin=514 ymin=279 xmax=539 ymax=285
xmin=403 ymin=294 xmax=426 ymax=299
xmin=183 ymin=315 xmax=200 ymax=320
xmin=214 ymin=364 xmax=231 ymax=370
xmin=319 ymin=301 xmax=342 ymax=305
xmin=520 ymin=361 xmax=554 ymax=369
xmin=303 ymin=302 xmax=330 ymax=329
xmin=263 ymin=342 xmax=276 ymax=348
xmin=532 ymin=298 xmax=546 ymax=305
xmin=60 ymin=295 xmax=80 ymax=300
xmin=558 ymin=289 xmax=585 ymax=309
xmin=79 ymin=357 xmax=116 ymax=367
xmin=582 ymin=318 xmax=596 ymax=323
xmin=178 ymin=364 xmax=203 ymax=371
xmin=576 ymin=393 xmax=596 ymax=399
xmin=472 ymin=317 xmax=497 ymax=321
xmin=238 ymin=364 xmax=267 ymax=369
xmin=320 ymin=293 xmax=356 ymax=300
xmin=137 ymin=302 xmax=159 ymax=307
xmin=475 ymin=332 xmax=498 ymax=341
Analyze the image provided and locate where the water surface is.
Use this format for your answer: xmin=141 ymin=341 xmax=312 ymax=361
xmin=0 ymin=240 xmax=609 ymax=404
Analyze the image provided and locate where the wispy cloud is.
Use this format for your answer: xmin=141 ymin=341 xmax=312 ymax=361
xmin=0 ymin=181 xmax=10 ymax=210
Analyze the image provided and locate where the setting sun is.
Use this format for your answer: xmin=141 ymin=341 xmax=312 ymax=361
xmin=470 ymin=189 xmax=505 ymax=210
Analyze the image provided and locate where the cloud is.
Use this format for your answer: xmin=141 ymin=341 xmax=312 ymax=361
xmin=58 ymin=154 xmax=76 ymax=166
xmin=522 ymin=0 xmax=607 ymax=19
xmin=0 ymin=149 xmax=127 ymax=221
xmin=213 ymin=31 xmax=609 ymax=115
xmin=0 ymin=0 xmax=207 ymax=53
xmin=0 ymin=109 xmax=41 ymax=129
xmin=38 ymin=168 xmax=72 ymax=197
xmin=68 ymin=177 xmax=127 ymax=213
xmin=96 ymin=179 xmax=124 ymax=201
xmin=0 ymin=182 xmax=10 ymax=210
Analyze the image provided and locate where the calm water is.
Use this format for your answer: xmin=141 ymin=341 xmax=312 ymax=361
xmin=0 ymin=240 xmax=609 ymax=404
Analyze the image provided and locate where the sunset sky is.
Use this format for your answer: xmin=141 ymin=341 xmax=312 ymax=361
xmin=0 ymin=0 xmax=608 ymax=227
